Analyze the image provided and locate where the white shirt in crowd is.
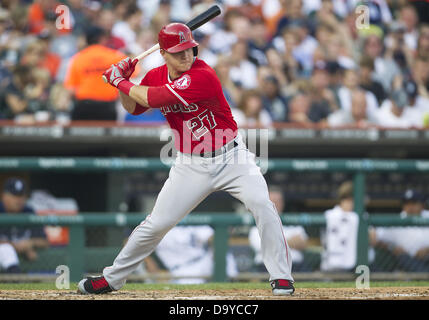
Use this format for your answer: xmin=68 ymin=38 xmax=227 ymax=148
xmin=337 ymin=87 xmax=379 ymax=122
xmin=375 ymin=210 xmax=429 ymax=257
xmin=248 ymin=225 xmax=308 ymax=265
xmin=321 ymin=205 xmax=359 ymax=271
xmin=375 ymin=99 xmax=423 ymax=128
xmin=229 ymin=60 xmax=258 ymax=89
xmin=155 ymin=226 xmax=238 ymax=284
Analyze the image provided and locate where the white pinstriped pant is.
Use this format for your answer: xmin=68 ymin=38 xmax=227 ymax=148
xmin=103 ymin=134 xmax=293 ymax=289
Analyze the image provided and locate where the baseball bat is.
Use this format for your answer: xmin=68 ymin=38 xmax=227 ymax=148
xmin=102 ymin=5 xmax=221 ymax=83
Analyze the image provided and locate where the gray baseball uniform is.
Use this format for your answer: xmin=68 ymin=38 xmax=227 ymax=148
xmin=103 ymin=133 xmax=293 ymax=289
xmin=102 ymin=57 xmax=293 ymax=289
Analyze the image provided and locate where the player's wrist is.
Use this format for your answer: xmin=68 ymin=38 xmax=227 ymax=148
xmin=117 ymin=79 xmax=135 ymax=96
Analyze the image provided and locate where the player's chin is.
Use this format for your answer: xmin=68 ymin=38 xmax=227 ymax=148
xmin=179 ymin=62 xmax=193 ymax=72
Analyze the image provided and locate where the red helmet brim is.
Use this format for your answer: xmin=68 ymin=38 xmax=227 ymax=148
xmin=164 ymin=39 xmax=199 ymax=53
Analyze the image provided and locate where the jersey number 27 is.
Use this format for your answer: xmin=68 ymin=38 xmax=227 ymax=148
xmin=187 ymin=109 xmax=217 ymax=140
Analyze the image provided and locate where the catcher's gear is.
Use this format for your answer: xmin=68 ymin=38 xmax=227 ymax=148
xmin=158 ymin=23 xmax=199 ymax=54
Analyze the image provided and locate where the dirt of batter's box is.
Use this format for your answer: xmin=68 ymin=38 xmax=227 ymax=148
xmin=1 ymin=287 xmax=429 ymax=300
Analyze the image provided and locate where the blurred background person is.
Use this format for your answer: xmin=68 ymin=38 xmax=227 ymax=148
xmin=143 ymin=225 xmax=238 ymax=284
xmin=370 ymin=189 xmax=429 ymax=272
xmin=361 ymin=29 xmax=401 ymax=94
xmin=328 ymin=89 xmax=373 ymax=128
xmin=112 ymin=2 xmax=144 ymax=56
xmin=321 ymin=181 xmax=360 ymax=272
xmin=249 ymin=185 xmax=311 ymax=272
xmin=0 ymin=178 xmax=49 ymax=273
xmin=375 ymin=76 xmax=423 ymax=128
xmin=232 ymin=89 xmax=273 ymax=128
xmin=64 ymin=25 xmax=127 ymax=121
xmin=214 ymin=55 xmax=242 ymax=109
xmin=358 ymin=55 xmax=386 ymax=106
xmin=337 ymin=68 xmax=379 ymax=123
xmin=259 ymin=74 xmax=289 ymax=122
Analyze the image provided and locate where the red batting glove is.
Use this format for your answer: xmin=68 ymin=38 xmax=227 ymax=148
xmin=117 ymin=57 xmax=138 ymax=80
xmin=103 ymin=64 xmax=125 ymax=88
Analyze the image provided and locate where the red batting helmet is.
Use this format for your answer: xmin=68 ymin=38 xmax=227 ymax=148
xmin=158 ymin=23 xmax=199 ymax=53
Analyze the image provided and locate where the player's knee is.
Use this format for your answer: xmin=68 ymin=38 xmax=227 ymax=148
xmin=243 ymin=191 xmax=271 ymax=213
xmin=146 ymin=219 xmax=176 ymax=236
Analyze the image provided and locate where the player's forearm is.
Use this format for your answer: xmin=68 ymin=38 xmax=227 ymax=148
xmin=119 ymin=91 xmax=137 ymax=114
xmin=129 ymin=85 xmax=150 ymax=108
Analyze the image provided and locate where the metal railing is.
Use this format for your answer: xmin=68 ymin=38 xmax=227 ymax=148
xmin=1 ymin=213 xmax=429 ymax=282
xmin=1 ymin=157 xmax=429 ymax=281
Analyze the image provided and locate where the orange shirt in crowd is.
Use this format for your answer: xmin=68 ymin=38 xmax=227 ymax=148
xmin=64 ymin=44 xmax=127 ymax=101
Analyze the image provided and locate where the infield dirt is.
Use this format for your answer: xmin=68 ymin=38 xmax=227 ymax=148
xmin=1 ymin=287 xmax=429 ymax=300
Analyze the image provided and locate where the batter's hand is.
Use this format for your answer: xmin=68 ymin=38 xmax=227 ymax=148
xmin=117 ymin=57 xmax=138 ymax=80
xmin=103 ymin=64 xmax=125 ymax=88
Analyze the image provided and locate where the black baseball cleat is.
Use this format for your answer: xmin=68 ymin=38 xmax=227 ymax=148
xmin=271 ymin=279 xmax=295 ymax=296
xmin=77 ymin=276 xmax=113 ymax=294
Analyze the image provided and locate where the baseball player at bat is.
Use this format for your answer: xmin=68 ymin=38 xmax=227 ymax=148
xmin=77 ymin=23 xmax=294 ymax=296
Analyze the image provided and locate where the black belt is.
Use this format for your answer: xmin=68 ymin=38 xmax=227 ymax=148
xmin=199 ymin=139 xmax=238 ymax=158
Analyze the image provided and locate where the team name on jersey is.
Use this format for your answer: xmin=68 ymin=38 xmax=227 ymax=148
xmin=160 ymin=103 xmax=199 ymax=116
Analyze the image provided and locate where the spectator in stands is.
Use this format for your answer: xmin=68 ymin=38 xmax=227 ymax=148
xmin=231 ymin=89 xmax=273 ymax=128
xmin=361 ymin=29 xmax=402 ymax=93
xmin=142 ymin=225 xmax=238 ymax=284
xmin=209 ymin=9 xmax=250 ymax=54
xmin=48 ymin=83 xmax=72 ymax=124
xmin=67 ymin=0 xmax=92 ymax=36
xmin=308 ymin=60 xmax=338 ymax=122
xmin=275 ymin=0 xmax=308 ymax=38
xmin=247 ymin=18 xmax=270 ymax=67
xmin=248 ymin=185 xmax=311 ymax=272
xmin=97 ymin=8 xmax=126 ymax=52
xmin=64 ymin=25 xmax=127 ymax=121
xmin=20 ymin=37 xmax=61 ymax=81
xmin=411 ymin=56 xmax=429 ymax=101
xmin=0 ymin=65 xmax=51 ymax=123
xmin=27 ymin=0 xmax=60 ymax=35
xmin=398 ymin=4 xmax=420 ymax=52
xmin=416 ymin=24 xmax=429 ymax=60
xmin=112 ymin=2 xmax=144 ymax=56
xmin=271 ymin=26 xmax=302 ymax=83
xmin=358 ymin=55 xmax=386 ymax=106
xmin=370 ymin=189 xmax=429 ymax=272
xmin=214 ymin=55 xmax=242 ymax=109
xmin=0 ymin=178 xmax=49 ymax=273
xmin=287 ymin=90 xmax=313 ymax=125
xmin=375 ymin=75 xmax=423 ymax=128
xmin=192 ymin=30 xmax=217 ymax=68
xmin=259 ymin=74 xmax=289 ymax=122
xmin=321 ymin=181 xmax=359 ymax=272
xmin=228 ymin=40 xmax=258 ymax=89
xmin=328 ymin=89 xmax=372 ymax=127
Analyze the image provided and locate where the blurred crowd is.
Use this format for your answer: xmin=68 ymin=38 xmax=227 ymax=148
xmin=0 ymin=0 xmax=429 ymax=128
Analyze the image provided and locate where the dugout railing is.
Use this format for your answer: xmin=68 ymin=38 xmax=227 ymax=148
xmin=1 ymin=157 xmax=429 ymax=282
